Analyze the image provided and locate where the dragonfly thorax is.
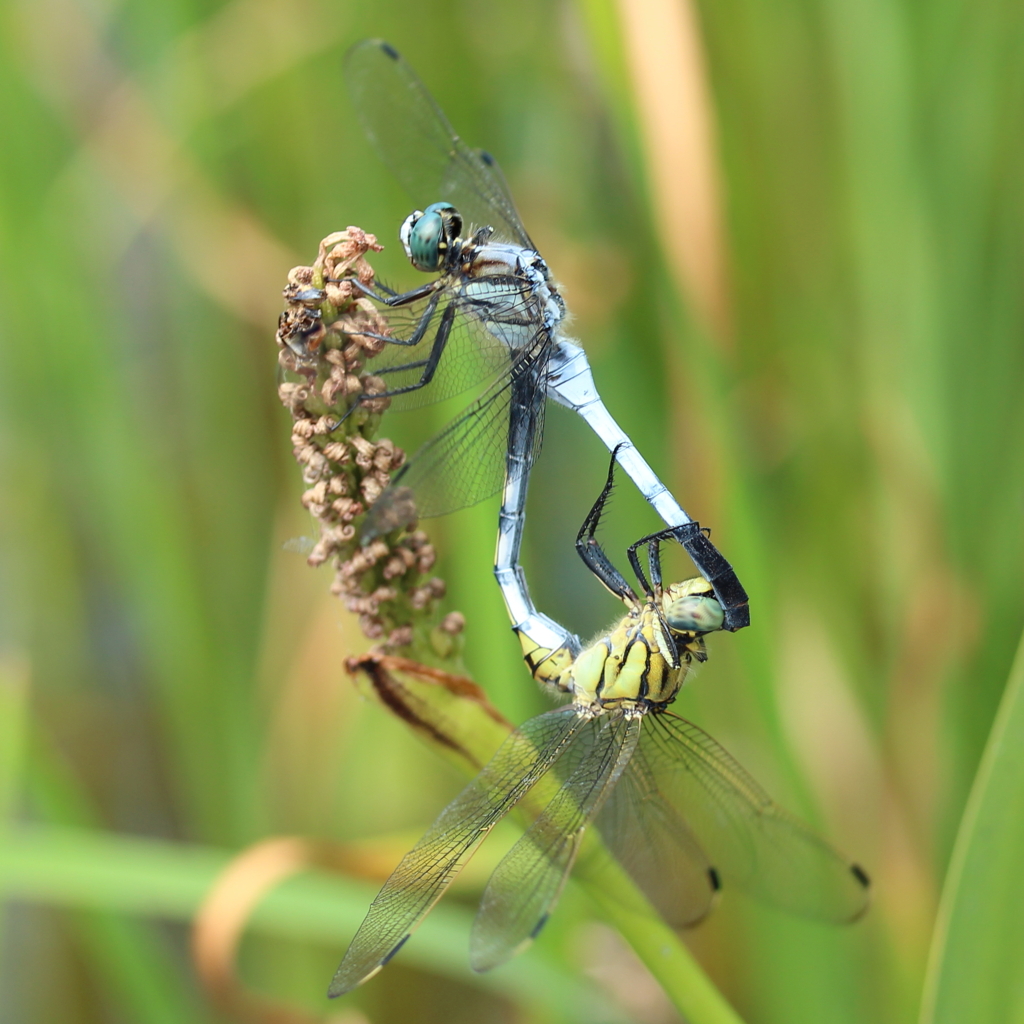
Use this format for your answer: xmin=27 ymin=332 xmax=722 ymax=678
xmin=573 ymin=594 xmax=711 ymax=710
xmin=400 ymin=201 xmax=463 ymax=271
xmin=518 ymin=577 xmax=722 ymax=713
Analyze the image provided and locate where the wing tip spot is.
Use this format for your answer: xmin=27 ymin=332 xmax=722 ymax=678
xmin=380 ymin=42 xmax=400 ymax=60
xmin=708 ymin=866 xmax=721 ymax=891
xmin=529 ymin=912 xmax=550 ymax=940
xmin=850 ymin=863 xmax=870 ymax=888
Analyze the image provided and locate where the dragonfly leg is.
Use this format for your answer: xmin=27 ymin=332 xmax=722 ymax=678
xmin=626 ymin=538 xmax=652 ymax=599
xmin=629 ymin=519 xmax=714 ymax=587
xmin=360 ymin=305 xmax=457 ymax=401
xmin=349 ymin=289 xmax=442 ymax=350
xmin=330 ymin=301 xmax=455 ymax=429
xmin=626 ymin=525 xmax=681 ymax=598
xmin=545 ymin=341 xmax=750 ymax=631
xmin=345 ymin=276 xmax=440 ymax=310
xmin=575 ymin=446 xmax=638 ymax=603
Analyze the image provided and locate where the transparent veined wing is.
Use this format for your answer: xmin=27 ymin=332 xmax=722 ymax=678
xmin=328 ymin=705 xmax=586 ymax=997
xmin=470 ymin=712 xmax=641 ymax=972
xmin=345 ymin=39 xmax=532 ymax=248
xmin=362 ymin=355 xmax=547 ymax=537
xmin=642 ymin=711 xmax=870 ymax=922
xmin=358 ymin=272 xmax=547 ymax=413
xmin=593 ymin=729 xmax=722 ymax=929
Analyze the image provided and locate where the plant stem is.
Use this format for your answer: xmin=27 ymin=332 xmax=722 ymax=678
xmin=576 ymin=852 xmax=746 ymax=1024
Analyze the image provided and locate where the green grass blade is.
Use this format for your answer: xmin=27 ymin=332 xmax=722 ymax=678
xmin=920 ymin=625 xmax=1024 ymax=1024
xmin=0 ymin=654 xmax=30 ymax=967
xmin=0 ymin=824 xmax=622 ymax=1023
xmin=0 ymin=655 xmax=29 ymax=826
xmin=22 ymin=731 xmax=213 ymax=1023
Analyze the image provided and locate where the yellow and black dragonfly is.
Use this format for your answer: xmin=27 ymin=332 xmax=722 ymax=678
xmin=328 ymin=452 xmax=868 ymax=997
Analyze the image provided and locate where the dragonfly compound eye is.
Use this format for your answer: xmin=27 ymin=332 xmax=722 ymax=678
xmin=400 ymin=203 xmax=463 ymax=272
xmin=425 ymin=201 xmax=462 ymax=240
xmin=664 ymin=595 xmax=725 ymax=635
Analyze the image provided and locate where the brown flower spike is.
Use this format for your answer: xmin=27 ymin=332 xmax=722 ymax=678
xmin=276 ymin=228 xmax=464 ymax=657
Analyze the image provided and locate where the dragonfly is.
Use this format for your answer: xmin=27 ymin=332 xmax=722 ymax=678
xmin=328 ymin=449 xmax=870 ymax=997
xmin=333 ymin=39 xmax=749 ymax=661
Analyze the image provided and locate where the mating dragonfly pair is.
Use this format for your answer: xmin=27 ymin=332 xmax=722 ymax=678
xmin=327 ymin=40 xmax=868 ymax=997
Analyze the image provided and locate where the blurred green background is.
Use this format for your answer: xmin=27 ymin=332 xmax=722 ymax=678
xmin=1 ymin=0 xmax=1023 ymax=1022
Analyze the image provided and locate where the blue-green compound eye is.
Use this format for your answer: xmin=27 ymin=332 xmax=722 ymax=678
xmin=400 ymin=202 xmax=462 ymax=272
xmin=664 ymin=595 xmax=725 ymax=634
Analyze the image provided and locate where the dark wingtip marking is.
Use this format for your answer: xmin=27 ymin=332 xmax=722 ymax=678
xmin=851 ymin=863 xmax=871 ymax=888
xmin=480 ymin=150 xmax=495 ymax=166
xmin=708 ymin=867 xmax=722 ymax=891
xmin=381 ymin=933 xmax=411 ymax=966
xmin=529 ymin=913 xmax=550 ymax=940
xmin=380 ymin=42 xmax=400 ymax=60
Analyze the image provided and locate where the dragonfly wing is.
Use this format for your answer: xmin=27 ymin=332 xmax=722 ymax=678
xmin=362 ymin=355 xmax=548 ymax=536
xmin=328 ymin=705 xmax=586 ymax=997
xmin=644 ymin=711 xmax=870 ymax=922
xmin=359 ymin=295 xmax=509 ymax=412
xmin=362 ymin=270 xmax=553 ymax=413
xmin=470 ymin=713 xmax=641 ymax=972
xmin=594 ymin=733 xmax=720 ymax=928
xmin=345 ymin=39 xmax=532 ymax=248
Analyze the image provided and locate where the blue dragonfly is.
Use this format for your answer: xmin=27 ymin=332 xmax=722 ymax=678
xmin=337 ymin=38 xmax=749 ymax=663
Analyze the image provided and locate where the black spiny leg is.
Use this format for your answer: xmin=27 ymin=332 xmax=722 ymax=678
xmin=576 ymin=445 xmax=637 ymax=603
xmin=627 ymin=525 xmax=678 ymax=600
xmin=627 ymin=523 xmax=693 ymax=665
xmin=625 ymin=522 xmax=750 ymax=632
xmin=364 ymin=304 xmax=456 ymax=401
xmin=345 ymin=276 xmax=440 ymax=315
xmin=350 ymin=290 xmax=441 ymax=356
xmin=328 ymin=288 xmax=456 ymax=428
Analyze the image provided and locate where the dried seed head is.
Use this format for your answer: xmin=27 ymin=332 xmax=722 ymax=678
xmin=322 ymin=442 xmax=350 ymax=464
xmin=276 ymin=228 xmax=462 ymax=653
xmin=440 ymin=612 xmax=466 ymax=635
xmin=287 ymin=265 xmax=316 ymax=287
xmin=387 ymin=626 xmax=414 ymax=648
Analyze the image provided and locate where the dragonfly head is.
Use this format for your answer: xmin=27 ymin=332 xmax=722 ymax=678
xmin=661 ymin=578 xmax=725 ymax=636
xmin=400 ymin=202 xmax=463 ymax=272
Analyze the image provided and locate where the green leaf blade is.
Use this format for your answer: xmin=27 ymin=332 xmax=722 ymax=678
xmin=921 ymin=625 xmax=1024 ymax=1024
